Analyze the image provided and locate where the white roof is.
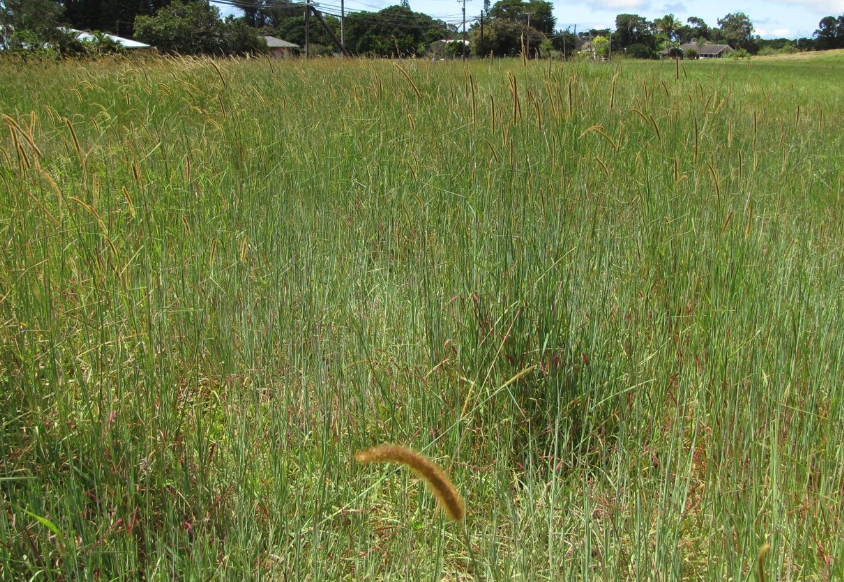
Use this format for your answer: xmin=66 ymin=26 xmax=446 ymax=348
xmin=263 ymin=36 xmax=299 ymax=49
xmin=73 ymin=30 xmax=150 ymax=49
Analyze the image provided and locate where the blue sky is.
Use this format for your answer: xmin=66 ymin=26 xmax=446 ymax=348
xmin=212 ymin=0 xmax=844 ymax=39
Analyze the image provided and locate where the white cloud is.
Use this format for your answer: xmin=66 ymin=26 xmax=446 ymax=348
xmin=756 ymin=27 xmax=768 ymax=35
xmin=774 ymin=28 xmax=791 ymax=35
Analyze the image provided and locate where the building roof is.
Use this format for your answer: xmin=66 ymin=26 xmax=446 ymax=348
xmin=660 ymin=42 xmax=733 ymax=55
xmin=1 ymin=27 xmax=150 ymax=50
xmin=72 ymin=30 xmax=150 ymax=49
xmin=263 ymin=36 xmax=299 ymax=49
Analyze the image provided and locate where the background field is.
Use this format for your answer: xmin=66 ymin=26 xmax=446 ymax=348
xmin=1 ymin=54 xmax=843 ymax=581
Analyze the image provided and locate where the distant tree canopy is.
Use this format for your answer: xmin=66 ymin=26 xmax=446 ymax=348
xmin=232 ymin=0 xmax=298 ymax=29
xmin=717 ymin=12 xmax=755 ymax=51
xmin=270 ymin=11 xmax=342 ymax=55
xmin=488 ymin=0 xmax=554 ymax=34
xmin=59 ymin=0 xmax=172 ymax=37
xmin=608 ymin=11 xmax=776 ymax=57
xmin=343 ymin=6 xmax=449 ymax=57
xmin=230 ymin=0 xmax=342 ymax=55
xmin=614 ymin=14 xmax=654 ymax=49
xmin=654 ymin=13 xmax=680 ymax=44
xmin=550 ymin=30 xmax=576 ymax=55
xmin=5 ymin=0 xmax=843 ymax=60
xmin=0 ymin=0 xmax=90 ymax=54
xmin=676 ymin=16 xmax=709 ymax=44
xmin=469 ymin=17 xmax=542 ymax=56
xmin=134 ymin=0 xmax=265 ymax=55
xmin=814 ymin=15 xmax=844 ymax=49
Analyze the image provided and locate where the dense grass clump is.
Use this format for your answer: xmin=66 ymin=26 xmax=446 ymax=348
xmin=1 ymin=54 xmax=843 ymax=580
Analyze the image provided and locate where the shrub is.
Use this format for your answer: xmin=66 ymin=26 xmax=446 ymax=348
xmin=684 ymin=48 xmax=698 ymax=59
xmin=625 ymin=43 xmax=654 ymax=59
xmin=727 ymin=48 xmax=751 ymax=59
xmin=592 ymin=35 xmax=609 ymax=57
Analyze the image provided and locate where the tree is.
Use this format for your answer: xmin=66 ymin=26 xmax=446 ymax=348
xmin=625 ymin=43 xmax=654 ymax=59
xmin=676 ymin=17 xmax=710 ymax=44
xmin=686 ymin=16 xmax=709 ymax=40
xmin=233 ymin=0 xmax=277 ymax=28
xmin=344 ymin=5 xmax=449 ymax=57
xmin=654 ymin=13 xmax=680 ymax=47
xmin=0 ymin=0 xmax=65 ymax=49
xmin=134 ymin=0 xmax=266 ymax=55
xmin=488 ymin=0 xmax=554 ymax=34
xmin=60 ymin=0 xmax=172 ymax=37
xmin=551 ymin=30 xmax=576 ymax=56
xmin=469 ymin=17 xmax=542 ymax=56
xmin=614 ymin=14 xmax=653 ymax=49
xmin=814 ymin=15 xmax=844 ymax=50
xmin=221 ymin=16 xmax=267 ymax=54
xmin=717 ymin=12 xmax=756 ymax=51
xmin=263 ymin=5 xmax=341 ymax=54
xmin=592 ymin=34 xmax=609 ymax=58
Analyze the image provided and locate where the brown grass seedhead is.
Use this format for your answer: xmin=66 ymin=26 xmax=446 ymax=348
xmin=355 ymin=444 xmax=465 ymax=522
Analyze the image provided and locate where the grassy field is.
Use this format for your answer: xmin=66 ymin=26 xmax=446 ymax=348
xmin=1 ymin=54 xmax=843 ymax=581
xmin=753 ymin=48 xmax=844 ymax=63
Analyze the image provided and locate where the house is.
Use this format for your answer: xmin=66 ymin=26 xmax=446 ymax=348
xmin=72 ymin=30 xmax=151 ymax=50
xmin=263 ymin=36 xmax=299 ymax=58
xmin=659 ymin=42 xmax=733 ymax=59
xmin=428 ymin=38 xmax=469 ymax=59
xmin=1 ymin=26 xmax=151 ymax=51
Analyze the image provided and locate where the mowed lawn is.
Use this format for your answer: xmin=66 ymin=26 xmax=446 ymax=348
xmin=0 ymin=54 xmax=842 ymax=581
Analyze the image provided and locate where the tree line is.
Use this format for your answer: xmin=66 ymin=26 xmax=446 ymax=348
xmin=2 ymin=0 xmax=844 ymax=58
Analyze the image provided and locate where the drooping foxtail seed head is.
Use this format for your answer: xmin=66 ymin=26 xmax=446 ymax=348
xmin=355 ymin=444 xmax=465 ymax=522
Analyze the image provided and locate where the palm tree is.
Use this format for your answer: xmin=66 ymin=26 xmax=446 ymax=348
xmin=656 ymin=13 xmax=680 ymax=47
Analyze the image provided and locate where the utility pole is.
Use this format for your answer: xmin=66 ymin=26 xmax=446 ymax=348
xmin=480 ymin=12 xmax=484 ymax=57
xmin=305 ymin=0 xmax=310 ymax=58
xmin=461 ymin=0 xmax=467 ymax=60
xmin=562 ymin=26 xmax=567 ymax=60
xmin=523 ymin=12 xmax=531 ymax=58
xmin=341 ymin=0 xmax=345 ymax=54
xmin=312 ymin=7 xmax=351 ymax=56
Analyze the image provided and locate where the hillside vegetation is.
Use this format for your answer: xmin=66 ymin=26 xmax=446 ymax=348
xmin=1 ymin=56 xmax=843 ymax=581
xmin=752 ymin=47 xmax=844 ymax=62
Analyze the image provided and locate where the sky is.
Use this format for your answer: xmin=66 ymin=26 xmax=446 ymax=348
xmin=212 ymin=0 xmax=844 ymax=40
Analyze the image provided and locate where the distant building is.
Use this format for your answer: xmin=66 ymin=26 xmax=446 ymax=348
xmin=0 ymin=27 xmax=151 ymax=51
xmin=263 ymin=36 xmax=300 ymax=58
xmin=72 ymin=30 xmax=152 ymax=50
xmin=659 ymin=42 xmax=734 ymax=59
xmin=428 ymin=38 xmax=469 ymax=59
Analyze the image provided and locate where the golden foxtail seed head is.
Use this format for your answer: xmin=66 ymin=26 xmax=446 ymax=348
xmin=355 ymin=444 xmax=465 ymax=522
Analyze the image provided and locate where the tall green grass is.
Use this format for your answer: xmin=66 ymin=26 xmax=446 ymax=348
xmin=1 ymin=54 xmax=843 ymax=580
